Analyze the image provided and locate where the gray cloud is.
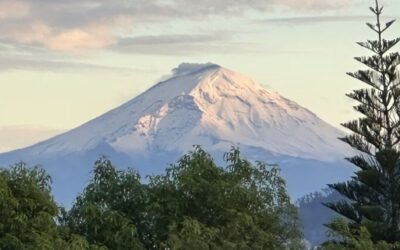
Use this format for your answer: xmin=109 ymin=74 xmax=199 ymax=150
xmin=112 ymin=33 xmax=230 ymax=55
xmin=0 ymin=0 xmax=357 ymax=52
xmin=25 ymin=0 xmax=355 ymax=26
xmin=117 ymin=33 xmax=230 ymax=46
xmin=0 ymin=57 xmax=136 ymax=72
xmin=0 ymin=43 xmax=143 ymax=72
xmin=110 ymin=33 xmax=268 ymax=55
xmin=262 ymin=15 xmax=376 ymax=25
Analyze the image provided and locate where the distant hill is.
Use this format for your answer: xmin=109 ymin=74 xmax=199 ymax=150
xmin=297 ymin=189 xmax=344 ymax=247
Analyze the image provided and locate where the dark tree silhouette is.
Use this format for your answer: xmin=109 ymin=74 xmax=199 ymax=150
xmin=325 ymin=0 xmax=400 ymax=244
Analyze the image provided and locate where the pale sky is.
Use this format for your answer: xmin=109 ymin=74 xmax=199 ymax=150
xmin=1 ymin=0 xmax=400 ymax=152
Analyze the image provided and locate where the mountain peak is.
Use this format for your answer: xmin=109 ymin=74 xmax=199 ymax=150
xmin=9 ymin=62 xmax=350 ymax=163
xmin=0 ymin=62 xmax=354 ymax=205
xmin=161 ymin=62 xmax=259 ymax=95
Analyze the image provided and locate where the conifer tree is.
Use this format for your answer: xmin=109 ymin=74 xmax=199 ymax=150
xmin=325 ymin=0 xmax=400 ymax=244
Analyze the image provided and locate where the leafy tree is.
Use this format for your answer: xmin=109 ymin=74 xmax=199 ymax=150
xmin=325 ymin=0 xmax=400 ymax=245
xmin=64 ymin=148 xmax=302 ymax=249
xmin=0 ymin=163 xmax=99 ymax=249
xmin=147 ymin=146 xmax=303 ymax=249
xmin=0 ymin=163 xmax=62 ymax=249
xmin=63 ymin=157 xmax=145 ymax=249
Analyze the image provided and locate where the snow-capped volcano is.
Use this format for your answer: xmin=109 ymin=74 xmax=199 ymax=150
xmin=0 ymin=63 xmax=354 ymax=205
xmin=16 ymin=63 xmax=348 ymax=161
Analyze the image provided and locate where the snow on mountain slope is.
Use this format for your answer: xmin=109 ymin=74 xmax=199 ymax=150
xmin=15 ymin=63 xmax=350 ymax=162
xmin=0 ymin=63 xmax=355 ymax=207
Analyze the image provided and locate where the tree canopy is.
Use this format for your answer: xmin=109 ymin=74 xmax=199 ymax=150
xmin=0 ymin=163 xmax=102 ymax=249
xmin=59 ymin=147 xmax=302 ymax=249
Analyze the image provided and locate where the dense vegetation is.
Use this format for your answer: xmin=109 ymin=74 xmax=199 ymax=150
xmin=0 ymin=147 xmax=303 ymax=249
xmin=323 ymin=0 xmax=400 ymax=249
xmin=0 ymin=163 xmax=101 ymax=249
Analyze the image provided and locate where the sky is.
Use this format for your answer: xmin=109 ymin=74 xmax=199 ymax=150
xmin=1 ymin=0 xmax=400 ymax=153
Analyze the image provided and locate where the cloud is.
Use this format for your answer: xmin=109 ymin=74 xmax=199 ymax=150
xmin=0 ymin=43 xmax=143 ymax=72
xmin=8 ymin=19 xmax=125 ymax=51
xmin=112 ymin=33 xmax=238 ymax=55
xmin=0 ymin=56 xmax=134 ymax=72
xmin=111 ymin=32 xmax=304 ymax=55
xmin=0 ymin=0 xmax=30 ymax=20
xmin=273 ymin=0 xmax=352 ymax=11
xmin=170 ymin=0 xmax=353 ymax=14
xmin=45 ymin=28 xmax=114 ymax=51
xmin=172 ymin=62 xmax=216 ymax=76
xmin=0 ymin=0 xmax=357 ymax=52
xmin=117 ymin=33 xmax=229 ymax=46
xmin=262 ymin=15 xmax=375 ymax=25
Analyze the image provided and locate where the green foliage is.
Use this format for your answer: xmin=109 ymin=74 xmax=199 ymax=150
xmin=0 ymin=148 xmax=302 ymax=249
xmin=321 ymin=218 xmax=400 ymax=250
xmin=63 ymin=156 xmax=145 ymax=249
xmin=166 ymin=217 xmax=221 ymax=249
xmin=0 ymin=160 xmax=125 ymax=250
xmin=146 ymin=146 xmax=303 ymax=249
xmin=325 ymin=0 xmax=400 ymax=245
xmin=0 ymin=163 xmax=99 ymax=249
xmin=63 ymin=147 xmax=302 ymax=249
xmin=0 ymin=162 xmax=61 ymax=249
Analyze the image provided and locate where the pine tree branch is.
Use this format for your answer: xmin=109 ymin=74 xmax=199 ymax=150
xmin=366 ymin=22 xmax=379 ymax=33
xmin=357 ymin=40 xmax=380 ymax=54
xmin=339 ymin=135 xmax=373 ymax=156
xmin=324 ymin=199 xmax=361 ymax=223
xmin=347 ymin=71 xmax=384 ymax=92
xmin=380 ymin=38 xmax=400 ymax=55
xmin=346 ymin=89 xmax=386 ymax=113
xmin=382 ymin=20 xmax=396 ymax=33
xmin=354 ymin=55 xmax=381 ymax=74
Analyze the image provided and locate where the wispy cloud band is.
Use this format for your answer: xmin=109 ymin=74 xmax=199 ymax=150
xmin=0 ymin=0 xmax=356 ymax=52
